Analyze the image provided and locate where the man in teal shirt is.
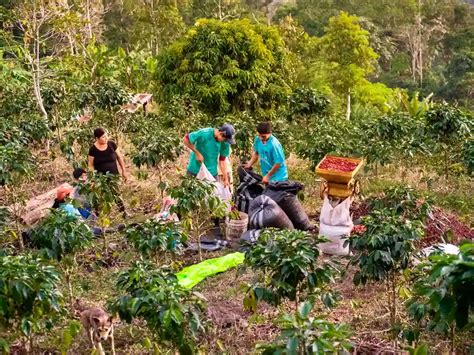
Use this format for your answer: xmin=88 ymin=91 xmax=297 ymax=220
xmin=184 ymin=124 xmax=236 ymax=187
xmin=244 ymin=121 xmax=288 ymax=184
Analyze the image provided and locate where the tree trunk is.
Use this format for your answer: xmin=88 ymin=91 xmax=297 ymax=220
xmin=346 ymin=91 xmax=351 ymax=120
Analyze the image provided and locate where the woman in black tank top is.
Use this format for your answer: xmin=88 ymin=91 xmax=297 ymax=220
xmin=88 ymin=127 xmax=129 ymax=216
xmin=88 ymin=128 xmax=128 ymax=179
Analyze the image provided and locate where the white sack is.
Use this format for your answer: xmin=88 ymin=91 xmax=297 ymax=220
xmin=196 ymin=164 xmax=232 ymax=211
xmin=320 ymin=196 xmax=353 ymax=227
xmin=318 ymin=222 xmax=352 ymax=256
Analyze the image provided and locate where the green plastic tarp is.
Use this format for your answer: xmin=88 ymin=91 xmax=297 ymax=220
xmin=176 ymin=252 xmax=245 ymax=289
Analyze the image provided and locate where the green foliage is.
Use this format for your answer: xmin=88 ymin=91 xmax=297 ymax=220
xmin=28 ymin=209 xmax=93 ymax=261
xmin=125 ymin=220 xmax=187 ymax=259
xmin=425 ymin=103 xmax=471 ymax=145
xmin=130 ymin=124 xmax=182 ymax=170
xmin=76 ymin=171 xmax=120 ymax=216
xmin=0 ymin=254 xmax=64 ymax=339
xmin=407 ymin=243 xmax=474 ymax=338
xmin=295 ymin=116 xmax=354 ymax=169
xmin=157 ymin=18 xmax=292 ymax=115
xmin=286 ymin=87 xmax=330 ymax=121
xmin=368 ymin=185 xmax=431 ymax=222
xmin=110 ymin=260 xmax=205 ymax=353
xmin=169 ymin=176 xmax=227 ymax=230
xmin=257 ymin=301 xmax=352 ymax=354
xmin=461 ymin=139 xmax=474 ymax=175
xmin=349 ymin=208 xmax=424 ymax=285
xmin=0 ymin=141 xmax=36 ymax=186
xmin=243 ymin=229 xmax=337 ymax=309
xmin=317 ymin=12 xmax=378 ymax=96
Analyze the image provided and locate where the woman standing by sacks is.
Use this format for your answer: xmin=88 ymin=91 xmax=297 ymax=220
xmin=88 ymin=127 xmax=130 ymax=217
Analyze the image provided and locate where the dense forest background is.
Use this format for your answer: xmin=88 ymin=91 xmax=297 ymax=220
xmin=1 ymin=0 xmax=473 ymax=113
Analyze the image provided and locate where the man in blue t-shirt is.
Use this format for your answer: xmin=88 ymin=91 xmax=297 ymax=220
xmin=243 ymin=122 xmax=288 ymax=184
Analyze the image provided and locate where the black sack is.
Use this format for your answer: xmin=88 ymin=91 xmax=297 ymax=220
xmin=234 ymin=166 xmax=264 ymax=214
xmin=248 ymin=195 xmax=294 ymax=230
xmin=263 ymin=181 xmax=312 ymax=231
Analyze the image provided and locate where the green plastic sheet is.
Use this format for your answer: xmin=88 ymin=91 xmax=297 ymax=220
xmin=176 ymin=252 xmax=245 ymax=289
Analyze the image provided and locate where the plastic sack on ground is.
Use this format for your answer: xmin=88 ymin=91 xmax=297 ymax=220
xmin=320 ymin=196 xmax=353 ymax=227
xmin=197 ymin=164 xmax=232 ymax=211
xmin=318 ymin=223 xmax=352 ymax=256
xmin=264 ymin=181 xmax=312 ymax=231
xmin=14 ymin=183 xmax=74 ymax=225
xmin=234 ymin=166 xmax=264 ymax=214
xmin=240 ymin=229 xmax=262 ymax=244
xmin=413 ymin=243 xmax=460 ymax=266
xmin=248 ymin=195 xmax=294 ymax=230
xmin=176 ymin=252 xmax=245 ymax=289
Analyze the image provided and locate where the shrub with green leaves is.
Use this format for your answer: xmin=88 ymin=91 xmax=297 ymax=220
xmin=425 ymin=102 xmax=472 ymax=177
xmin=110 ymin=260 xmax=205 ymax=353
xmin=461 ymin=139 xmax=473 ymax=175
xmin=257 ymin=301 xmax=352 ymax=354
xmin=76 ymin=171 xmax=120 ymax=216
xmin=0 ymin=141 xmax=36 ymax=186
xmin=130 ymin=124 xmax=182 ymax=193
xmin=28 ymin=209 xmax=93 ymax=261
xmin=169 ymin=176 xmax=227 ymax=230
xmin=244 ymin=229 xmax=337 ymax=310
xmin=349 ymin=208 xmax=424 ymax=328
xmin=125 ymin=220 xmax=187 ymax=261
xmin=350 ymin=208 xmax=424 ymax=284
xmin=369 ymin=185 xmax=431 ymax=222
xmin=406 ymin=243 xmax=474 ymax=351
xmin=0 ymin=255 xmax=64 ymax=347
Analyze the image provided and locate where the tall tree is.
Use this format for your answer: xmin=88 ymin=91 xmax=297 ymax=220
xmin=156 ymin=18 xmax=292 ymax=116
xmin=317 ymin=11 xmax=378 ymax=119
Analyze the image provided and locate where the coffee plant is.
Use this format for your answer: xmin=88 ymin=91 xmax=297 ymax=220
xmin=257 ymin=301 xmax=352 ymax=354
xmin=425 ymin=102 xmax=472 ymax=178
xmin=125 ymin=220 xmax=187 ymax=263
xmin=462 ymin=139 xmax=473 ymax=175
xmin=406 ymin=242 xmax=474 ymax=353
xmin=130 ymin=124 xmax=182 ymax=195
xmin=0 ymin=255 xmax=64 ymax=350
xmin=28 ymin=209 xmax=93 ymax=261
xmin=369 ymin=185 xmax=431 ymax=222
xmin=76 ymin=171 xmax=120 ymax=217
xmin=110 ymin=260 xmax=205 ymax=353
xmin=243 ymin=229 xmax=337 ymax=311
xmin=169 ymin=176 xmax=227 ymax=259
xmin=349 ymin=208 xmax=424 ymax=328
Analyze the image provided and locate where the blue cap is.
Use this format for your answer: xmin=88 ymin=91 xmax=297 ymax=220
xmin=219 ymin=124 xmax=236 ymax=144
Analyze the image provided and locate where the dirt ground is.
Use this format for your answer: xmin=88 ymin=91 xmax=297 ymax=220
xmin=2 ymin=152 xmax=473 ymax=354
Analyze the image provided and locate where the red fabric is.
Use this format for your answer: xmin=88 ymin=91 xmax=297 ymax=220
xmin=56 ymin=186 xmax=73 ymax=201
xmin=185 ymin=134 xmax=190 ymax=142
xmin=219 ymin=156 xmax=226 ymax=161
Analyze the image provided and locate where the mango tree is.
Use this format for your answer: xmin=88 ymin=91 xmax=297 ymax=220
xmin=157 ymin=18 xmax=292 ymax=116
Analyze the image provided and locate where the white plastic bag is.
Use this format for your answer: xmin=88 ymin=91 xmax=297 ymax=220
xmin=196 ymin=164 xmax=232 ymax=211
xmin=320 ymin=196 xmax=353 ymax=227
xmin=318 ymin=222 xmax=351 ymax=256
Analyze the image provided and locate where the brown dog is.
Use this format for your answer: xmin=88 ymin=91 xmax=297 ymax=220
xmin=75 ymin=300 xmax=116 ymax=355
